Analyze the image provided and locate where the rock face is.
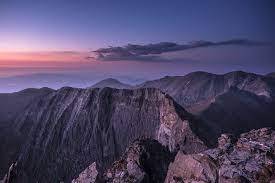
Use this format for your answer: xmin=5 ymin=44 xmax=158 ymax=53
xmin=99 ymin=139 xmax=174 ymax=183
xmin=165 ymin=128 xmax=275 ymax=183
xmin=71 ymin=162 xmax=99 ymax=183
xmin=12 ymin=87 xmax=210 ymax=182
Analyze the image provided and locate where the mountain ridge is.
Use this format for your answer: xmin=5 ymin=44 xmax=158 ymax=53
xmin=10 ymin=87 xmax=211 ymax=182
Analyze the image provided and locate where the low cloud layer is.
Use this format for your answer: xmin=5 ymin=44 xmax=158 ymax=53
xmin=91 ymin=39 xmax=265 ymax=61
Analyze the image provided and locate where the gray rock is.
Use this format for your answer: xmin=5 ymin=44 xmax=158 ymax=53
xmin=101 ymin=139 xmax=173 ymax=183
xmin=164 ymin=151 xmax=218 ymax=183
xmin=1 ymin=162 xmax=18 ymax=183
xmin=71 ymin=162 xmax=98 ymax=183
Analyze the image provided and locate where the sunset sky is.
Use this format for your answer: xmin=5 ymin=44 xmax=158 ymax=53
xmin=0 ymin=0 xmax=275 ymax=84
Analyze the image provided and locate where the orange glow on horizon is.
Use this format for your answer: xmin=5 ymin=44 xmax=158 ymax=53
xmin=0 ymin=51 xmax=90 ymax=62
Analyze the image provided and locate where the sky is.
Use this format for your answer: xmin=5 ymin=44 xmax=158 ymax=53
xmin=0 ymin=0 xmax=275 ymax=91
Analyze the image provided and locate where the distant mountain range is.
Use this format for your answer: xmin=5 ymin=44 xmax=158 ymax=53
xmin=0 ymin=70 xmax=275 ymax=182
xmin=0 ymin=73 xmax=145 ymax=93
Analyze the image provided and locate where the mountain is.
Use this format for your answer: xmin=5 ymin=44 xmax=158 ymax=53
xmin=199 ymin=87 xmax=275 ymax=135
xmin=0 ymin=87 xmax=53 ymax=177
xmin=0 ymin=87 xmax=53 ymax=124
xmin=139 ymin=71 xmax=275 ymax=108
xmin=266 ymin=72 xmax=275 ymax=78
xmin=89 ymin=78 xmax=132 ymax=89
xmin=0 ymin=73 xmax=144 ymax=93
xmin=138 ymin=71 xmax=275 ymax=135
xmin=0 ymin=73 xmax=94 ymax=93
xmin=5 ymin=87 xmax=212 ymax=182
xmin=1 ymin=70 xmax=275 ymax=182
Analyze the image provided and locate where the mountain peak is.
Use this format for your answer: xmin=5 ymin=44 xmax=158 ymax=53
xmin=89 ymin=78 xmax=132 ymax=89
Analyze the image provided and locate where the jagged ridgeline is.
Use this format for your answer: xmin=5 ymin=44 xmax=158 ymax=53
xmin=6 ymin=87 xmax=213 ymax=182
xmin=1 ymin=71 xmax=275 ymax=183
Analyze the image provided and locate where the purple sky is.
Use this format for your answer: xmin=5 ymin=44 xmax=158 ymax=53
xmin=0 ymin=0 xmax=274 ymax=91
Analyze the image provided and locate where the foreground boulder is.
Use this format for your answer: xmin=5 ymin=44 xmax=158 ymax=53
xmin=101 ymin=139 xmax=174 ymax=183
xmin=164 ymin=152 xmax=218 ymax=183
xmin=166 ymin=128 xmax=275 ymax=183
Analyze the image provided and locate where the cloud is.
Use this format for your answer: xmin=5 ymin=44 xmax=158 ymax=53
xmin=90 ymin=39 xmax=265 ymax=62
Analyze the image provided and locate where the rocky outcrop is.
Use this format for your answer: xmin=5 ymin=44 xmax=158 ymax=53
xmin=164 ymin=152 xmax=218 ymax=183
xmin=165 ymin=128 xmax=275 ymax=183
xmin=12 ymin=87 xmax=210 ymax=182
xmin=1 ymin=162 xmax=18 ymax=183
xmin=71 ymin=162 xmax=99 ymax=183
xmin=99 ymin=139 xmax=174 ymax=183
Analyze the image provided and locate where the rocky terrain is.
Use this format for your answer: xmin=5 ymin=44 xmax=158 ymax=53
xmin=73 ymin=139 xmax=174 ymax=183
xmin=2 ymin=87 xmax=212 ymax=182
xmin=72 ymin=128 xmax=275 ymax=183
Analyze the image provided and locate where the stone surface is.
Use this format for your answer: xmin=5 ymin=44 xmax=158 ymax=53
xmin=101 ymin=139 xmax=173 ymax=183
xmin=71 ymin=162 xmax=98 ymax=183
xmin=1 ymin=162 xmax=18 ymax=183
xmin=164 ymin=152 xmax=218 ymax=183
xmin=165 ymin=128 xmax=275 ymax=183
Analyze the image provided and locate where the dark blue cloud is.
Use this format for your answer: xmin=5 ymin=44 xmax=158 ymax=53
xmin=91 ymin=39 xmax=266 ymax=61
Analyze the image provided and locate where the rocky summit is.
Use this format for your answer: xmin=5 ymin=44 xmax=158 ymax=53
xmin=6 ymin=87 xmax=211 ymax=183
xmin=72 ymin=128 xmax=275 ymax=183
